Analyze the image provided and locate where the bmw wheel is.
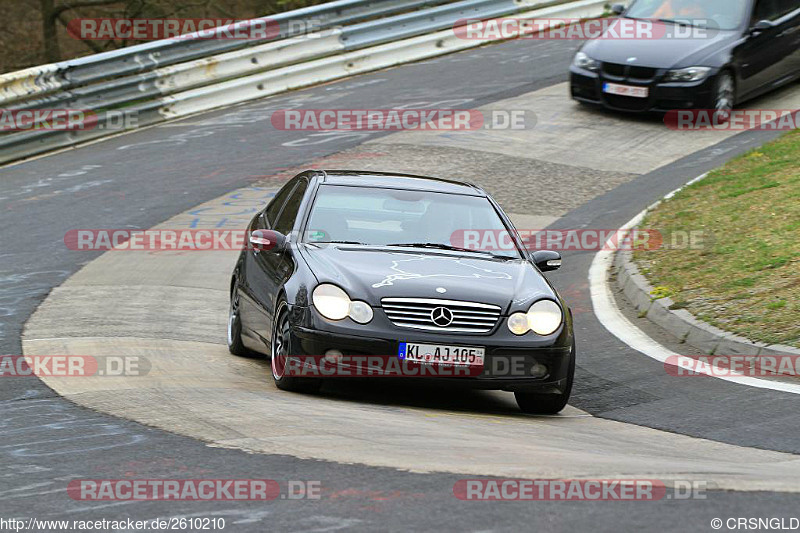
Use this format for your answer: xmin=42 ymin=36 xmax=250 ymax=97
xmin=712 ymin=70 xmax=735 ymax=123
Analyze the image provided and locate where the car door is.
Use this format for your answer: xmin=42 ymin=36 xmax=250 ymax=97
xmin=252 ymin=177 xmax=309 ymax=344
xmin=240 ymin=179 xmax=297 ymax=343
xmin=737 ymin=0 xmax=796 ymax=99
xmin=777 ymin=1 xmax=800 ymax=81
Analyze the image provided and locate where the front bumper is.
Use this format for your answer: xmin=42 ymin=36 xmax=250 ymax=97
xmin=570 ymin=65 xmax=717 ymax=113
xmin=285 ymin=305 xmax=574 ymax=393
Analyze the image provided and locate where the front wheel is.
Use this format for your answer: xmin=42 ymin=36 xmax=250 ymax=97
xmin=711 ymin=70 xmax=735 ymax=123
xmin=271 ymin=299 xmax=321 ymax=393
xmin=515 ymin=340 xmax=575 ymax=415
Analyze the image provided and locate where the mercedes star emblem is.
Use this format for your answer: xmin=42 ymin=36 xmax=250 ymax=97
xmin=431 ymin=306 xmax=454 ymax=327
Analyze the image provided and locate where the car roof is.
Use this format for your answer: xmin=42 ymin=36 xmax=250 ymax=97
xmin=312 ymin=170 xmax=486 ymax=196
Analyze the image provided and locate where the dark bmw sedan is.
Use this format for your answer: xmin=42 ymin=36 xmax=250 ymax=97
xmin=570 ymin=0 xmax=800 ymax=115
xmin=227 ymin=170 xmax=575 ymax=414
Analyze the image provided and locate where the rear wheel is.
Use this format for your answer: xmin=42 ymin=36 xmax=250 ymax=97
xmin=515 ymin=340 xmax=575 ymax=415
xmin=227 ymin=283 xmax=251 ymax=357
xmin=271 ymin=299 xmax=321 ymax=393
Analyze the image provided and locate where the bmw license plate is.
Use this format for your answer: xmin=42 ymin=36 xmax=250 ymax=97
xmin=398 ymin=342 xmax=485 ymax=366
xmin=603 ymin=82 xmax=649 ymax=98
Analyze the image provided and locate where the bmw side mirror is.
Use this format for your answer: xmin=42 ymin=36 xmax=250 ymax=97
xmin=531 ymin=250 xmax=562 ymax=272
xmin=750 ymin=20 xmax=775 ymax=34
xmin=611 ymin=3 xmax=625 ymax=15
xmin=250 ymin=229 xmax=286 ymax=252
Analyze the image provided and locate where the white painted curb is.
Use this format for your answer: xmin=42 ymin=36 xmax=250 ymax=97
xmin=589 ymin=175 xmax=800 ymax=395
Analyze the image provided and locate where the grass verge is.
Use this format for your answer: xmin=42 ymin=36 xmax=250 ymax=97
xmin=633 ymin=129 xmax=800 ymax=348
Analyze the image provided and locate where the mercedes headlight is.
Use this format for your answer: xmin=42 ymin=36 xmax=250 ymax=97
xmin=507 ymin=300 xmax=563 ymax=336
xmin=663 ymin=66 xmax=711 ymax=83
xmin=312 ymin=284 xmax=373 ymax=324
xmin=348 ymin=301 xmax=374 ymax=324
xmin=573 ymin=51 xmax=600 ymax=72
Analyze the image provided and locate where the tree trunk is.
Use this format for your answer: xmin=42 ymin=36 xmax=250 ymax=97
xmin=40 ymin=0 xmax=61 ymax=63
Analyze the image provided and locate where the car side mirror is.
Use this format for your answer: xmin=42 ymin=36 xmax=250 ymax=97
xmin=611 ymin=3 xmax=625 ymax=15
xmin=250 ymin=229 xmax=286 ymax=252
xmin=750 ymin=19 xmax=775 ymax=34
xmin=531 ymin=250 xmax=562 ymax=272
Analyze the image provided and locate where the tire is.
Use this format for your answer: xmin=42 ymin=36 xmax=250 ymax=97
xmin=271 ymin=298 xmax=322 ymax=393
xmin=515 ymin=339 xmax=575 ymax=415
xmin=227 ymin=282 xmax=252 ymax=357
xmin=711 ymin=70 xmax=735 ymax=123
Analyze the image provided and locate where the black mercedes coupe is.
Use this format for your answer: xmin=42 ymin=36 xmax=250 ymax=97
xmin=227 ymin=170 xmax=575 ymax=414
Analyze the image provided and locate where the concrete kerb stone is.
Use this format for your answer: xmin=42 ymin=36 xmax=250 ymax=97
xmin=613 ymin=238 xmax=799 ymax=358
xmin=614 ymin=250 xmax=653 ymax=314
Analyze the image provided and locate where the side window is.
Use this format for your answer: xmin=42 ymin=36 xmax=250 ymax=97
xmin=273 ymin=179 xmax=309 ymax=235
xmin=264 ymin=181 xmax=296 ymax=227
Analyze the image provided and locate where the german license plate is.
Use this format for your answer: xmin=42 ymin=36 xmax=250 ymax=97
xmin=398 ymin=342 xmax=485 ymax=366
xmin=603 ymin=82 xmax=649 ymax=98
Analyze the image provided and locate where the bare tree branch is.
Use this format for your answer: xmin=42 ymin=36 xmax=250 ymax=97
xmin=40 ymin=0 xmax=61 ymax=62
xmin=52 ymin=0 xmax=126 ymax=18
xmin=55 ymin=11 xmax=107 ymax=53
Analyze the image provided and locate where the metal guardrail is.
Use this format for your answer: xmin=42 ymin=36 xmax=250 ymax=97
xmin=0 ymin=0 xmax=611 ymax=164
xmin=340 ymin=0 xmax=518 ymax=49
xmin=0 ymin=0 xmax=453 ymax=106
xmin=61 ymin=0 xmax=455 ymax=86
xmin=6 ymin=29 xmax=348 ymax=112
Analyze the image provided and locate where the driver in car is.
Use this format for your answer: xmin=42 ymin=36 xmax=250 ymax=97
xmin=652 ymin=0 xmax=707 ymax=18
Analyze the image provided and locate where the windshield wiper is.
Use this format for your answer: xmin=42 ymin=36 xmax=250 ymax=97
xmin=657 ymin=18 xmax=694 ymax=27
xmin=386 ymin=242 xmax=483 ymax=253
xmin=385 ymin=242 xmax=515 ymax=260
xmin=313 ymin=240 xmax=366 ymax=245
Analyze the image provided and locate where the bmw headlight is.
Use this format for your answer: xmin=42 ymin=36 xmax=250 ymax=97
xmin=663 ymin=66 xmax=711 ymax=83
xmin=312 ymin=284 xmax=373 ymax=324
xmin=507 ymin=300 xmax=563 ymax=336
xmin=573 ymin=51 xmax=600 ymax=72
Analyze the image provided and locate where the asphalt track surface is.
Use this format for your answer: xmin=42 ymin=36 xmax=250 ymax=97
xmin=2 ymin=36 xmax=800 ymax=530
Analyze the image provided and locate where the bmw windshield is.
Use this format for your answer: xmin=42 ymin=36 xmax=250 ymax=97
xmin=625 ymin=0 xmax=748 ymax=30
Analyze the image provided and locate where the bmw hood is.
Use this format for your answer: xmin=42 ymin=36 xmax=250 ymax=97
xmin=581 ymin=23 xmax=737 ymax=69
xmin=299 ymin=244 xmax=557 ymax=312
